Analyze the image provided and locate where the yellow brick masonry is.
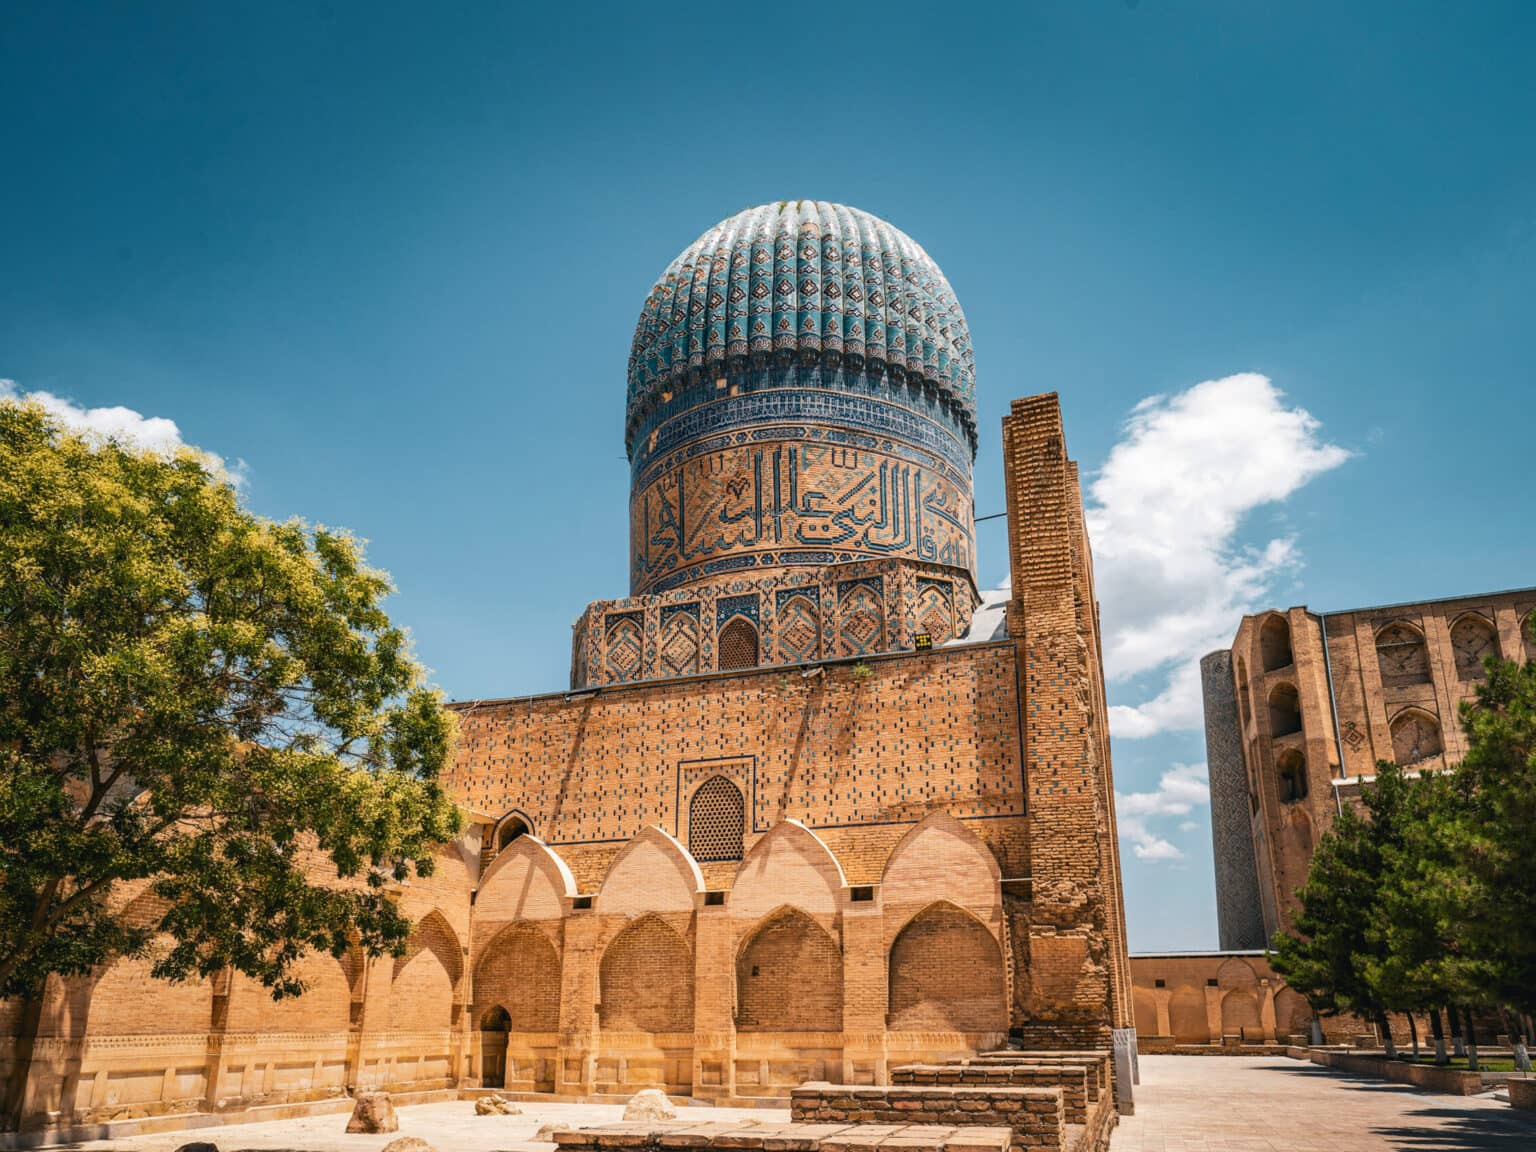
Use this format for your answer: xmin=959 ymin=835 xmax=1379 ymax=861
xmin=1002 ymin=395 xmax=1133 ymax=1048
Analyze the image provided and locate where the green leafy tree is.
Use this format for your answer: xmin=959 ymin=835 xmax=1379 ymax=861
xmin=1452 ymin=657 xmax=1536 ymax=1019
xmin=1272 ymin=762 xmax=1418 ymax=1055
xmin=1364 ymin=766 xmax=1474 ymax=1063
xmin=1412 ymin=656 xmax=1536 ymax=1069
xmin=0 ymin=402 xmax=461 ymax=1128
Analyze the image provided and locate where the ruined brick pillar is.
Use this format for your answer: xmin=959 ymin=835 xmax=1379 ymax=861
xmin=1001 ymin=394 xmax=1134 ymax=1105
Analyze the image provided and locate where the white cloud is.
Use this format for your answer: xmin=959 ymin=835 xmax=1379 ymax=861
xmin=1087 ymin=373 xmax=1349 ymax=737
xmin=1116 ymin=762 xmax=1210 ymax=862
xmin=1 ymin=379 xmax=247 ymax=487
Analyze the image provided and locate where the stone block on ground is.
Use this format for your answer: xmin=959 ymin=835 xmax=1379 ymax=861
xmin=624 ymin=1088 xmax=679 ymax=1120
xmin=381 ymin=1138 xmax=437 ymax=1152
xmin=346 ymin=1091 xmax=399 ymax=1133
xmin=173 ymin=1143 xmax=219 ymax=1152
xmin=476 ymin=1092 xmax=522 ymax=1115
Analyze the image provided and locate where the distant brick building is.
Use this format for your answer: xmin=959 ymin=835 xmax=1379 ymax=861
xmin=1204 ymin=587 xmax=1536 ymax=948
xmin=2 ymin=202 xmax=1134 ymax=1132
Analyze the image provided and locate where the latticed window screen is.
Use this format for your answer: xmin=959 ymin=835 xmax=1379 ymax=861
xmin=689 ymin=776 xmax=745 ymax=861
xmin=718 ymin=618 xmax=759 ymax=671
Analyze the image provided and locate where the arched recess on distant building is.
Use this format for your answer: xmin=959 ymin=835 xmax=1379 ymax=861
xmin=1221 ymin=988 xmax=1262 ymax=1041
xmin=1133 ymin=986 xmax=1160 ymax=1038
xmin=389 ymin=909 xmax=462 ymax=1032
xmin=1260 ymin=614 xmax=1293 ymax=672
xmin=1390 ymin=708 xmax=1443 ymax=766
xmin=736 ymin=906 xmax=842 ymax=1032
xmin=1267 ymin=683 xmax=1303 ymax=738
xmin=1284 ymin=807 xmax=1315 ymax=862
xmin=1450 ymin=613 xmax=1499 ymax=681
xmin=599 ymin=914 xmax=694 ymax=1033
xmin=1524 ymin=612 xmax=1536 ymax=661
xmin=1274 ymin=986 xmax=1313 ymax=1041
xmin=1168 ymin=985 xmax=1209 ymax=1044
xmin=1276 ymin=748 xmax=1308 ymax=804
xmin=1217 ymin=956 xmax=1258 ymax=989
xmin=1375 ymin=621 xmax=1431 ymax=687
xmin=1236 ymin=657 xmax=1252 ymax=727
xmin=887 ymin=901 xmax=1007 ymax=1034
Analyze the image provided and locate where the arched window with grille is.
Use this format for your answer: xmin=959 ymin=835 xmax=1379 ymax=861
xmin=689 ymin=776 xmax=744 ymax=862
xmin=717 ymin=617 xmax=759 ymax=671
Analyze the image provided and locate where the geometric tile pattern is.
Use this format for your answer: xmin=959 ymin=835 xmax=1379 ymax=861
xmin=605 ymin=613 xmax=644 ymax=682
xmin=775 ymin=591 xmax=820 ymax=664
xmin=837 ymin=578 xmax=885 ymax=657
xmin=659 ymin=608 xmax=700 ymax=677
xmin=625 ymin=201 xmax=977 ymax=458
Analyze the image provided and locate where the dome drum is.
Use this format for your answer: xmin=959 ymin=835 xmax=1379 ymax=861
xmin=580 ymin=200 xmax=982 ymax=684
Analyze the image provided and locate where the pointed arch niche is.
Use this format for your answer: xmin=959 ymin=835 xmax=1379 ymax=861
xmin=736 ymin=907 xmax=842 ymax=1032
xmin=887 ymin=901 xmax=1007 ymax=1034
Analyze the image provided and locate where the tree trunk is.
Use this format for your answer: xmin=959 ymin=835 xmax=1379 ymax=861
xmin=1507 ymin=1012 xmax=1532 ymax=1073
xmin=0 ymin=984 xmax=45 ymax=1133
xmin=1429 ymin=1008 xmax=1447 ymax=1065
xmin=1376 ymin=1010 xmax=1397 ymax=1058
xmin=1449 ymin=1003 xmax=1466 ymax=1058
xmin=1463 ymin=1006 xmax=1480 ymax=1072
xmin=1407 ymin=1012 xmax=1419 ymax=1060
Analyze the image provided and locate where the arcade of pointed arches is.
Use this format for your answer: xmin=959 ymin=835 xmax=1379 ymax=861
xmin=462 ymin=811 xmax=1010 ymax=1095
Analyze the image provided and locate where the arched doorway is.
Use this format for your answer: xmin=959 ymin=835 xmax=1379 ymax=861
xmin=480 ymin=1005 xmax=510 ymax=1088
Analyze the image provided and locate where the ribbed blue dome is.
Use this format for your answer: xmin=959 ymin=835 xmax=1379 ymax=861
xmin=626 ymin=201 xmax=976 ymax=457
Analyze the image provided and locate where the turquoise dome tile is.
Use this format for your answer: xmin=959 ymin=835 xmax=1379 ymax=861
xmin=626 ymin=202 xmax=976 ymax=459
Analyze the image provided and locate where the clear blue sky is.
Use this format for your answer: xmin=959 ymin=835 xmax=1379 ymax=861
xmin=4 ymin=1 xmax=1533 ymax=951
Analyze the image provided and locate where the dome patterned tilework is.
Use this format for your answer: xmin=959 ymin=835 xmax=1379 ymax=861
xmin=626 ymin=201 xmax=976 ymax=457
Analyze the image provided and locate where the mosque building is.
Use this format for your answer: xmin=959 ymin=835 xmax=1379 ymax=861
xmin=2 ymin=202 xmax=1135 ymax=1131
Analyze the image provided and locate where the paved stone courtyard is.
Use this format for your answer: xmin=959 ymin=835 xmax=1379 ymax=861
xmin=42 ymin=1055 xmax=1536 ymax=1152
xmin=1114 ymin=1055 xmax=1536 ymax=1151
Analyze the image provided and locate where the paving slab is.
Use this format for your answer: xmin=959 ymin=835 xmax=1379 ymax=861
xmin=1111 ymin=1054 xmax=1536 ymax=1151
xmin=41 ymin=1099 xmax=789 ymax=1152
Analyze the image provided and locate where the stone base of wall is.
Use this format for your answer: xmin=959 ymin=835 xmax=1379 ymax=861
xmin=1135 ymin=1037 xmax=1293 ymax=1056
xmin=1307 ymin=1049 xmax=1485 ymax=1095
xmin=892 ymin=1066 xmax=1090 ymax=1126
xmin=0 ymin=1087 xmax=461 ymax=1152
xmin=553 ymin=1121 xmax=1012 ymax=1152
xmin=792 ymin=1083 xmax=1065 ymax=1149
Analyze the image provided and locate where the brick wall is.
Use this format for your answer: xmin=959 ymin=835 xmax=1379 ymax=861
xmin=473 ymin=922 xmax=562 ymax=1032
xmin=892 ymin=1065 xmax=1089 ymax=1125
xmin=736 ymin=909 xmax=843 ymax=1032
xmin=1001 ymin=394 xmax=1132 ymax=1048
xmin=598 ymin=915 xmax=694 ymax=1032
xmin=447 ymin=643 xmax=1024 ymax=869
xmin=888 ymin=905 xmax=1007 ymax=1032
xmin=791 ymin=1082 xmax=1067 ymax=1150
